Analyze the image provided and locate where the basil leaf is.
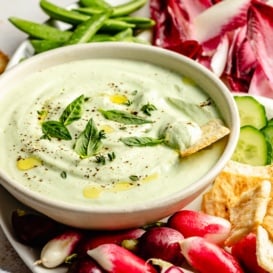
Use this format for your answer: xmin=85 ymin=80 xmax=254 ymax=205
xmin=99 ymin=109 xmax=153 ymax=125
xmin=41 ymin=121 xmax=72 ymax=140
xmin=59 ymin=95 xmax=85 ymax=126
xmin=120 ymin=137 xmax=164 ymax=147
xmin=74 ymin=118 xmax=103 ymax=158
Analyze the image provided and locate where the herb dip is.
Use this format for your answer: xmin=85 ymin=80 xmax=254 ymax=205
xmin=0 ymin=59 xmax=227 ymax=208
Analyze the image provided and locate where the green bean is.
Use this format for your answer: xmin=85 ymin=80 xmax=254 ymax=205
xmin=40 ymin=0 xmax=90 ymax=25
xmin=116 ymin=16 xmax=155 ymax=29
xmin=65 ymin=12 xmax=111 ymax=45
xmin=9 ymin=17 xmax=72 ymax=42
xmin=30 ymin=39 xmax=63 ymax=53
xmin=111 ymin=0 xmax=147 ymax=17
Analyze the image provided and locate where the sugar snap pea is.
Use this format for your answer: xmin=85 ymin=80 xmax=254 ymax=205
xmin=30 ymin=39 xmax=63 ymax=53
xmin=65 ymin=12 xmax=111 ymax=45
xmin=79 ymin=0 xmax=111 ymax=9
xmin=111 ymin=0 xmax=147 ymax=17
xmin=9 ymin=17 xmax=72 ymax=42
xmin=114 ymin=28 xmax=133 ymax=40
xmin=116 ymin=16 xmax=155 ymax=29
xmin=40 ymin=0 xmax=89 ymax=25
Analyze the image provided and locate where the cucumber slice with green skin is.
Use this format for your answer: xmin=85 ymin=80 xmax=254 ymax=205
xmin=234 ymin=96 xmax=267 ymax=129
xmin=231 ymin=125 xmax=270 ymax=166
xmin=267 ymin=118 xmax=273 ymax=127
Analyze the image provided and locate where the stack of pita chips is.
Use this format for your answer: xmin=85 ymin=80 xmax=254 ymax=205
xmin=202 ymin=160 xmax=273 ymax=271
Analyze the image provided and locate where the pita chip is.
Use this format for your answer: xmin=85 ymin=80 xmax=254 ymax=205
xmin=180 ymin=119 xmax=230 ymax=157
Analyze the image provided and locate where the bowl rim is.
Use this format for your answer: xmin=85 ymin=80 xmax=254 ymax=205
xmin=0 ymin=42 xmax=240 ymax=214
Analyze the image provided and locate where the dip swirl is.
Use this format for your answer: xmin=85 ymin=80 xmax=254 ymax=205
xmin=0 ymin=59 xmax=226 ymax=208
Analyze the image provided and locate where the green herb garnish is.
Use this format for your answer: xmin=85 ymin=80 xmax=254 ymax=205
xmin=129 ymin=175 xmax=139 ymax=181
xmin=59 ymin=95 xmax=85 ymax=126
xmin=141 ymin=103 xmax=157 ymax=116
xmin=41 ymin=120 xmax=72 ymax=140
xmin=60 ymin=171 xmax=67 ymax=179
xmin=95 ymin=154 xmax=106 ymax=165
xmin=99 ymin=109 xmax=153 ymax=125
xmin=120 ymin=136 xmax=164 ymax=147
xmin=74 ymin=118 xmax=104 ymax=158
xmin=107 ymin=152 xmax=116 ymax=161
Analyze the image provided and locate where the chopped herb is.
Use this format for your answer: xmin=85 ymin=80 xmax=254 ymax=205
xmin=59 ymin=95 xmax=85 ymax=126
xmin=124 ymin=100 xmax=132 ymax=106
xmin=74 ymin=118 xmax=104 ymax=158
xmin=120 ymin=136 xmax=164 ymax=147
xmin=141 ymin=103 xmax=157 ymax=116
xmin=60 ymin=171 xmax=67 ymax=179
xmin=41 ymin=120 xmax=72 ymax=140
xmin=129 ymin=175 xmax=139 ymax=181
xmin=132 ymin=90 xmax=138 ymax=95
xmin=95 ymin=155 xmax=106 ymax=165
xmin=107 ymin=152 xmax=116 ymax=161
xmin=99 ymin=109 xmax=153 ymax=125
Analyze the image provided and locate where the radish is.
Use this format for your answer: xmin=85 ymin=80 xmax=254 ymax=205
xmin=167 ymin=210 xmax=231 ymax=245
xmin=87 ymin=243 xmax=157 ymax=273
xmin=76 ymin=228 xmax=145 ymax=257
xmin=231 ymin=233 xmax=267 ymax=273
xmin=11 ymin=209 xmax=64 ymax=246
xmin=180 ymin=236 xmax=244 ymax=273
xmin=67 ymin=256 xmax=107 ymax=273
xmin=137 ymin=226 xmax=184 ymax=265
xmin=37 ymin=229 xmax=84 ymax=268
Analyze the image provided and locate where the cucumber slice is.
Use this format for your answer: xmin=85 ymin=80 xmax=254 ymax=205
xmin=234 ymin=96 xmax=267 ymax=129
xmin=231 ymin=125 xmax=270 ymax=166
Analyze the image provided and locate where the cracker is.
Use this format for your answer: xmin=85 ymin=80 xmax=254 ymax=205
xmin=201 ymin=160 xmax=273 ymax=219
xmin=225 ymin=180 xmax=271 ymax=246
xmin=262 ymin=197 xmax=273 ymax=240
xmin=180 ymin=119 xmax=230 ymax=157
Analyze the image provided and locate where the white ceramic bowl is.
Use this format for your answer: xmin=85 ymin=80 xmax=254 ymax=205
xmin=0 ymin=43 xmax=239 ymax=229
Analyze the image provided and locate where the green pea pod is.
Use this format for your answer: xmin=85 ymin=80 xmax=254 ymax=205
xmin=30 ymin=39 xmax=63 ymax=53
xmin=114 ymin=28 xmax=133 ymax=40
xmin=65 ymin=12 xmax=111 ymax=45
xmin=40 ymin=0 xmax=90 ymax=25
xmin=100 ymin=19 xmax=135 ymax=32
xmin=111 ymin=0 xmax=147 ymax=17
xmin=9 ymin=17 xmax=72 ymax=42
xmin=90 ymin=34 xmax=117 ymax=42
xmin=79 ymin=0 xmax=111 ymax=9
xmin=116 ymin=16 xmax=155 ymax=29
xmin=73 ymin=7 xmax=105 ymax=16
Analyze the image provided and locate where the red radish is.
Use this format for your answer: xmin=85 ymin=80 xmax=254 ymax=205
xmin=37 ymin=229 xmax=83 ymax=268
xmin=11 ymin=209 xmax=64 ymax=246
xmin=67 ymin=256 xmax=107 ymax=273
xmin=76 ymin=228 xmax=145 ymax=257
xmin=231 ymin=233 xmax=267 ymax=273
xmin=180 ymin=236 xmax=244 ymax=273
xmin=167 ymin=210 xmax=231 ymax=245
xmin=148 ymin=258 xmax=185 ymax=273
xmin=87 ymin=243 xmax=157 ymax=273
xmin=137 ymin=226 xmax=184 ymax=265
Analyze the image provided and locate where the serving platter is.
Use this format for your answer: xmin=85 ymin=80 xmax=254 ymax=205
xmin=1 ymin=93 xmax=273 ymax=273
